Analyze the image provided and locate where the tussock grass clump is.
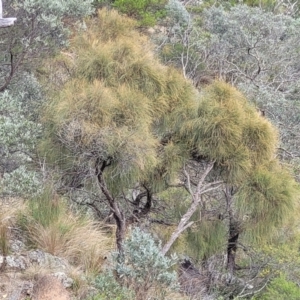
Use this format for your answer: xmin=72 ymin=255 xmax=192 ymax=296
xmin=0 ymin=199 xmax=25 ymax=271
xmin=0 ymin=199 xmax=25 ymax=256
xmin=0 ymin=214 xmax=12 ymax=259
xmin=19 ymin=189 xmax=112 ymax=274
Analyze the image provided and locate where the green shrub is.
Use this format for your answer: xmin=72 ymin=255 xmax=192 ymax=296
xmin=253 ymin=274 xmax=300 ymax=300
xmin=92 ymin=0 xmax=113 ymax=9
xmin=113 ymin=0 xmax=167 ymax=26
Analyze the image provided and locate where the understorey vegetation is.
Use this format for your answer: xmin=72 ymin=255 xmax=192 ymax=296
xmin=1 ymin=0 xmax=300 ymax=299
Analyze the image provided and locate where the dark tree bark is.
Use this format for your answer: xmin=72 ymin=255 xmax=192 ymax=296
xmin=95 ymin=158 xmax=126 ymax=254
xmin=225 ymin=186 xmax=240 ymax=277
xmin=227 ymin=218 xmax=239 ymax=276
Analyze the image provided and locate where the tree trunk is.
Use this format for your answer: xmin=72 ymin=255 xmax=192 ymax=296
xmin=96 ymin=158 xmax=126 ymax=253
xmin=114 ymin=209 xmax=126 ymax=254
xmin=225 ymin=186 xmax=240 ymax=278
xmin=227 ymin=219 xmax=239 ymax=276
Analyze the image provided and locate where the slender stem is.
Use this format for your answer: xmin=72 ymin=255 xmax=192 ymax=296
xmin=161 ymin=161 xmax=216 ymax=255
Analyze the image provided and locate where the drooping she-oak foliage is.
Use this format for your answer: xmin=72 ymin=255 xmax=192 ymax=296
xmin=42 ymin=8 xmax=298 ymax=284
xmin=42 ymin=9 xmax=196 ymax=252
xmin=164 ymin=2 xmax=300 ymax=161
xmin=165 ymin=82 xmax=298 ymax=276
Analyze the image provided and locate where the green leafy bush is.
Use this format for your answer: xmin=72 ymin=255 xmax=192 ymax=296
xmin=113 ymin=0 xmax=167 ymax=26
xmin=253 ymin=275 xmax=300 ymax=300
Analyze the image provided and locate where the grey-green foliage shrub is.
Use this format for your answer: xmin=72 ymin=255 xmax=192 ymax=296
xmin=0 ymin=90 xmax=39 ymax=156
xmin=10 ymin=72 xmax=44 ymax=121
xmin=0 ymin=76 xmax=42 ymax=197
xmin=94 ymin=228 xmax=178 ymax=299
xmin=187 ymin=0 xmax=299 ymax=16
xmin=13 ymin=0 xmax=93 ymax=27
xmin=1 ymin=0 xmax=94 ymax=91
xmin=166 ymin=0 xmax=190 ymax=26
xmin=16 ymin=0 xmax=90 ymax=49
xmin=161 ymin=0 xmax=207 ymax=79
xmin=1 ymin=166 xmax=42 ymax=197
xmin=93 ymin=272 xmax=134 ymax=300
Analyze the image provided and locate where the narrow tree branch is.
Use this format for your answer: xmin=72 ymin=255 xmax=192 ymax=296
xmin=161 ymin=161 xmax=215 ymax=255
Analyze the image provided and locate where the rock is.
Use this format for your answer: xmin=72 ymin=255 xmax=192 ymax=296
xmin=53 ymin=272 xmax=74 ymax=288
xmin=0 ymin=249 xmax=69 ymax=272
xmin=28 ymin=249 xmax=46 ymax=265
xmin=9 ymin=240 xmax=26 ymax=254
xmin=28 ymin=250 xmax=68 ymax=269
xmin=0 ymin=255 xmax=28 ymax=270
xmin=147 ymin=27 xmax=155 ymax=34
xmin=8 ymin=282 xmax=33 ymax=300
xmin=0 ymin=249 xmax=77 ymax=299
xmin=22 ymin=281 xmax=34 ymax=296
xmin=32 ymin=275 xmax=70 ymax=300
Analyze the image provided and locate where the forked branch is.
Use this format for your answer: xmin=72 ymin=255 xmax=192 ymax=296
xmin=161 ymin=161 xmax=217 ymax=255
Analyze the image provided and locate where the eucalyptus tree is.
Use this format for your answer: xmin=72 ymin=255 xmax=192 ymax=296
xmin=160 ymin=0 xmax=205 ymax=82
xmin=202 ymin=5 xmax=300 ymax=90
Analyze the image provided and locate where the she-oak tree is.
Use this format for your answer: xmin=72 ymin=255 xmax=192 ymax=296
xmin=41 ymin=9 xmax=298 ymax=269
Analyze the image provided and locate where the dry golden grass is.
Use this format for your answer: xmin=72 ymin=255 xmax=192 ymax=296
xmin=142 ymin=287 xmax=191 ymax=300
xmin=22 ymin=264 xmax=53 ymax=281
xmin=164 ymin=291 xmax=191 ymax=300
xmin=64 ymin=218 xmax=113 ymax=274
xmin=26 ymin=216 xmax=112 ymax=274
xmin=20 ymin=190 xmax=113 ymax=275
xmin=0 ymin=198 xmax=25 ymax=256
xmin=22 ymin=264 xmax=90 ymax=298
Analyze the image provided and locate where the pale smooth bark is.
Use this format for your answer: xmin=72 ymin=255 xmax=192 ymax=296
xmin=161 ymin=160 xmax=222 ymax=255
